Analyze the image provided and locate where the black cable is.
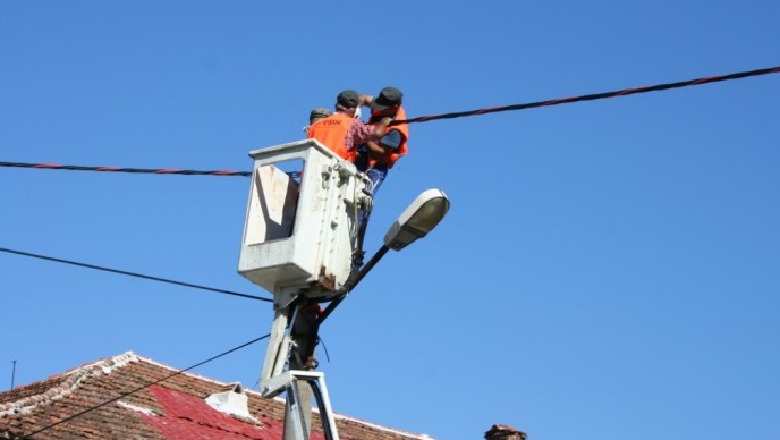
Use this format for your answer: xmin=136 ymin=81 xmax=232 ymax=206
xmin=393 ymin=65 xmax=780 ymax=125
xmin=318 ymin=245 xmax=390 ymax=324
xmin=2 ymin=66 xmax=777 ymax=180
xmin=17 ymin=334 xmax=271 ymax=440
xmin=0 ymin=246 xmax=272 ymax=303
xmin=310 ymin=379 xmax=337 ymax=440
xmin=0 ymin=161 xmax=253 ymax=177
xmin=0 ymin=161 xmax=302 ymax=178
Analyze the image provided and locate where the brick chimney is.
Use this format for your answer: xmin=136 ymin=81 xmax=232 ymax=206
xmin=484 ymin=424 xmax=527 ymax=440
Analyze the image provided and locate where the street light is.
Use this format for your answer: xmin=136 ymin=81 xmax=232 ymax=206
xmin=383 ymin=188 xmax=450 ymax=251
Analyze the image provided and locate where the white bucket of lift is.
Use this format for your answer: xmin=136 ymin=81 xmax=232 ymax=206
xmin=237 ymin=139 xmax=370 ymax=297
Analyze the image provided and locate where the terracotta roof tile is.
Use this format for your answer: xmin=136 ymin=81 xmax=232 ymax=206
xmin=0 ymin=352 xmax=432 ymax=440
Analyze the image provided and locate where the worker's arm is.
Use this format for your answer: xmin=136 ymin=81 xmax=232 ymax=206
xmin=372 ymin=117 xmax=392 ymax=137
xmin=363 ymin=140 xmax=386 ymax=157
xmin=364 ymin=126 xmax=402 ymax=159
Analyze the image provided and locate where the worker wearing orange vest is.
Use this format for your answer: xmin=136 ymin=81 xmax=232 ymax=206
xmin=355 ymin=86 xmax=408 ymax=196
xmin=303 ymin=108 xmax=331 ymax=134
xmin=307 ymin=90 xmax=390 ymax=162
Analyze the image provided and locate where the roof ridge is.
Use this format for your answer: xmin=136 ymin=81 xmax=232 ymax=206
xmin=0 ymin=351 xmax=142 ymax=417
xmin=330 ymin=411 xmax=434 ymax=440
xmin=132 ymin=353 xmax=258 ymax=390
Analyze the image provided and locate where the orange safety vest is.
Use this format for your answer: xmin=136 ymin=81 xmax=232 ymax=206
xmin=368 ymin=106 xmax=409 ymax=169
xmin=307 ymin=113 xmax=356 ymax=161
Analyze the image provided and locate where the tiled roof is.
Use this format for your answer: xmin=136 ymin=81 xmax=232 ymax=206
xmin=0 ymin=352 xmax=432 ymax=440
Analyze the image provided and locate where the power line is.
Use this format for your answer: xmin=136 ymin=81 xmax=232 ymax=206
xmin=0 ymin=161 xmax=253 ymax=177
xmin=0 ymin=246 xmax=272 ymax=303
xmin=318 ymin=245 xmax=390 ymax=324
xmin=393 ymin=64 xmax=780 ymax=125
xmin=0 ymin=161 xmax=301 ymax=179
xmin=16 ymin=334 xmax=270 ymax=440
xmin=2 ymin=65 xmax=777 ymax=178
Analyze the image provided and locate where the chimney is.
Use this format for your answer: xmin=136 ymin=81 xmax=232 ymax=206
xmin=484 ymin=424 xmax=527 ymax=440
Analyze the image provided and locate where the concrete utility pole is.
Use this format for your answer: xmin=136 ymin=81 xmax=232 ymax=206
xmin=283 ymin=302 xmax=321 ymax=437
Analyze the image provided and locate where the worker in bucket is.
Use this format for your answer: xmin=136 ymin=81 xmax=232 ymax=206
xmin=354 ymin=86 xmax=408 ymax=196
xmin=303 ymin=108 xmax=331 ymax=133
xmin=307 ymin=90 xmax=390 ymax=161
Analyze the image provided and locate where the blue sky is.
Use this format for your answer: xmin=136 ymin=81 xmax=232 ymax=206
xmin=2 ymin=2 xmax=779 ymax=440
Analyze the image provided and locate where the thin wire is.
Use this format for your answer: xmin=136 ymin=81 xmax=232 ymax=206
xmin=0 ymin=246 xmax=272 ymax=303
xmin=17 ymin=334 xmax=270 ymax=440
xmin=392 ymin=65 xmax=780 ymax=125
xmin=317 ymin=336 xmax=331 ymax=363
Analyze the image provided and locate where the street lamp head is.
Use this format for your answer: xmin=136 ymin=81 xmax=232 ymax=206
xmin=383 ymin=189 xmax=450 ymax=251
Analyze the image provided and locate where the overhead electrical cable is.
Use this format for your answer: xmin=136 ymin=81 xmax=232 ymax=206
xmin=318 ymin=245 xmax=390 ymax=324
xmin=16 ymin=334 xmax=270 ymax=440
xmin=393 ymin=65 xmax=780 ymax=125
xmin=0 ymin=246 xmax=272 ymax=303
xmin=0 ymin=161 xmax=254 ymax=177
xmin=2 ymin=65 xmax=777 ymax=178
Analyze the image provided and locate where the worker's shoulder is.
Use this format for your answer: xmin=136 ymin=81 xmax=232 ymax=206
xmin=320 ymin=119 xmax=345 ymax=126
xmin=312 ymin=114 xmax=350 ymax=127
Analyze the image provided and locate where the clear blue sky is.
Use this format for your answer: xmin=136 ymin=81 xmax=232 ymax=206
xmin=2 ymin=2 xmax=779 ymax=440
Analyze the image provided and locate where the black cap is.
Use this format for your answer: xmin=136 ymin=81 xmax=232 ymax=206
xmin=337 ymin=90 xmax=360 ymax=108
xmin=309 ymin=108 xmax=332 ymax=124
xmin=370 ymin=86 xmax=403 ymax=111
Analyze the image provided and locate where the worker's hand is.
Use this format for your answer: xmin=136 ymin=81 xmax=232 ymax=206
xmin=365 ymin=140 xmax=386 ymax=156
xmin=359 ymin=94 xmax=374 ymax=107
xmin=371 ymin=117 xmax=394 ymax=138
